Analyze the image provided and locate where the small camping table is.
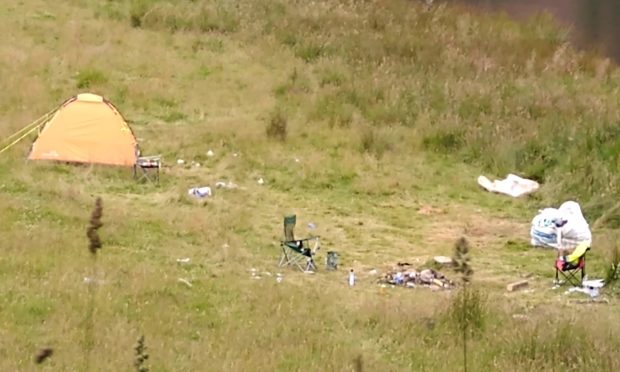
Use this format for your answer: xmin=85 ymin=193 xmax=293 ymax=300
xmin=133 ymin=155 xmax=161 ymax=184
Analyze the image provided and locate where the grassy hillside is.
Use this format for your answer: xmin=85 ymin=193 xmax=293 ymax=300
xmin=1 ymin=0 xmax=619 ymax=370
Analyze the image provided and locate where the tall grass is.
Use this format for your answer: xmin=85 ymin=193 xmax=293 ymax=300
xmin=84 ymin=197 xmax=103 ymax=370
xmin=1 ymin=0 xmax=619 ymax=370
xmin=177 ymin=0 xmax=620 ymax=224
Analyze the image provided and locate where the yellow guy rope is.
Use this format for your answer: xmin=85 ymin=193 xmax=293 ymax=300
xmin=3 ymin=108 xmax=55 ymax=143
xmin=0 ymin=125 xmax=43 ymax=155
xmin=0 ymin=109 xmax=56 ymax=156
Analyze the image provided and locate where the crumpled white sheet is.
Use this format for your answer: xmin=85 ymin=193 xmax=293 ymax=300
xmin=477 ymin=174 xmax=539 ymax=198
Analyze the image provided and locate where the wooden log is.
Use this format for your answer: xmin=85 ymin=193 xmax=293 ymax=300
xmin=506 ymin=280 xmax=529 ymax=292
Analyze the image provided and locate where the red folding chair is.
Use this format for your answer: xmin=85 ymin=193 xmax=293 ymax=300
xmin=554 ymin=243 xmax=590 ymax=287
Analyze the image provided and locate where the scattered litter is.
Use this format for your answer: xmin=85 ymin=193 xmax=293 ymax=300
xmin=257 ymin=178 xmax=265 ymax=185
xmin=570 ymin=298 xmax=609 ymax=305
xmin=530 ymin=201 xmax=591 ymax=249
xmin=178 ymin=278 xmax=193 ymax=288
xmin=83 ymin=277 xmax=105 ymax=285
xmin=379 ymin=264 xmax=453 ymax=289
xmin=434 ymin=256 xmax=453 ymax=266
xmin=417 ymin=205 xmax=444 ymax=215
xmin=478 ymin=173 xmax=539 ymax=198
xmin=177 ymin=159 xmax=185 ymax=165
xmin=308 ymin=222 xmax=316 ymax=229
xmin=566 ymin=286 xmax=599 ymax=298
xmin=250 ymin=269 xmax=261 ymax=280
xmin=233 ymin=153 xmax=238 ymax=157
xmin=512 ymin=314 xmax=529 ymax=321
xmin=262 ymin=272 xmax=272 ymax=276
xmin=368 ymin=269 xmax=378 ymax=275
xmin=190 ymin=161 xmax=201 ymax=168
xmin=276 ymin=273 xmax=284 ymax=283
xmin=176 ymin=258 xmax=191 ymax=264
xmin=326 ymin=251 xmax=339 ymax=271
xmin=215 ymin=181 xmax=238 ymax=189
xmin=583 ymin=278 xmax=605 ymax=289
xmin=565 ymin=279 xmax=604 ymax=298
xmin=349 ymin=269 xmax=356 ymax=287
xmin=507 ymin=280 xmax=529 ymax=292
xmin=188 ymin=186 xmax=212 ymax=198
xmin=207 ymin=150 xmax=214 ymax=157
xmin=294 ymin=158 xmax=300 ymax=163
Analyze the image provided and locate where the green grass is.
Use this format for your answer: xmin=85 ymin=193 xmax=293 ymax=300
xmin=1 ymin=0 xmax=620 ymax=370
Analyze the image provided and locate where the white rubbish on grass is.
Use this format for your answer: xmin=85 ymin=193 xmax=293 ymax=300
xmin=477 ymin=174 xmax=539 ymax=198
xmin=178 ymin=278 xmax=193 ymax=288
xmin=257 ymin=178 xmax=265 ymax=185
xmin=583 ymin=278 xmax=605 ymax=288
xmin=565 ymin=278 xmax=604 ymax=298
xmin=349 ymin=270 xmax=356 ymax=286
xmin=567 ymin=286 xmax=599 ymax=298
xmin=188 ymin=186 xmax=212 ymax=198
xmin=177 ymin=159 xmax=185 ymax=165
xmin=207 ymin=150 xmax=214 ymax=157
xmin=276 ymin=273 xmax=284 ymax=283
xmin=176 ymin=258 xmax=191 ymax=264
xmin=530 ymin=201 xmax=592 ymax=249
xmin=215 ymin=181 xmax=238 ymax=189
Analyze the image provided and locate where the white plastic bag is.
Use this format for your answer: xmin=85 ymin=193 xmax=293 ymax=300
xmin=478 ymin=173 xmax=539 ymax=198
xmin=530 ymin=201 xmax=591 ymax=249
xmin=188 ymin=186 xmax=212 ymax=198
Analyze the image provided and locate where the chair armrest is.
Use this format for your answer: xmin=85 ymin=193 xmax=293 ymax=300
xmin=281 ymin=236 xmax=320 ymax=244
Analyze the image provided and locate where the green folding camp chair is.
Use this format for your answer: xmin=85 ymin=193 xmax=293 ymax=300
xmin=279 ymin=215 xmax=320 ymax=272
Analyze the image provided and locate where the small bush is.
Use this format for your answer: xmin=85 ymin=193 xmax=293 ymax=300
xmin=422 ymin=131 xmax=464 ymax=153
xmin=295 ymin=42 xmax=327 ymax=62
xmin=359 ymin=126 xmax=392 ymax=158
xmin=605 ymin=244 xmax=620 ymax=286
xmin=266 ymin=109 xmax=287 ymax=141
xmin=129 ymin=0 xmax=158 ymax=28
xmin=75 ymin=69 xmax=108 ymax=89
xmin=130 ymin=1 xmax=238 ymax=34
xmin=448 ymin=286 xmax=486 ymax=335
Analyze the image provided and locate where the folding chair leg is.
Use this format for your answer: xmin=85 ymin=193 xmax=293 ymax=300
xmin=305 ymin=258 xmax=317 ymax=272
xmin=278 ymin=246 xmax=289 ymax=267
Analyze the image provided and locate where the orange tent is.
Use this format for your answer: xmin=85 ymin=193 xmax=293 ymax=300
xmin=28 ymin=93 xmax=138 ymax=166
